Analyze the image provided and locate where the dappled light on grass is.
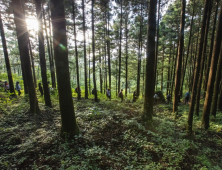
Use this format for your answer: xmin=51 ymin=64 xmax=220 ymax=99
xmin=0 ymin=94 xmax=222 ymax=169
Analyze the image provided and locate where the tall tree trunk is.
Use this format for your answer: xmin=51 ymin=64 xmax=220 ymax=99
xmin=116 ymin=59 xmax=118 ymax=97
xmin=169 ymin=43 xmax=175 ymax=97
xmin=180 ymin=0 xmax=195 ymax=96
xmin=203 ymin=0 xmax=219 ymax=98
xmin=195 ymin=0 xmax=212 ymax=116
xmin=92 ymin=0 xmax=97 ymax=101
xmin=12 ymin=0 xmax=39 ymax=113
xmin=188 ymin=45 xmax=194 ymax=92
xmin=189 ymin=26 xmax=199 ymax=93
xmin=187 ymin=0 xmax=210 ymax=132
xmin=104 ymin=12 xmax=107 ymax=93
xmin=161 ymin=46 xmax=164 ymax=91
xmin=125 ymin=12 xmax=128 ymax=97
xmin=89 ymin=38 xmax=91 ymax=95
xmin=50 ymin=0 xmax=79 ymax=137
xmin=0 ymin=13 xmax=15 ymax=94
xmin=202 ymin=1 xmax=222 ymax=129
xmin=47 ymin=3 xmax=56 ymax=88
xmin=71 ymin=0 xmax=80 ymax=100
xmin=104 ymin=54 xmax=106 ymax=94
xmin=42 ymin=7 xmax=55 ymax=88
xmin=211 ymin=46 xmax=222 ymax=117
xmin=118 ymin=1 xmax=122 ymax=93
xmin=107 ymin=8 xmax=111 ymax=97
xmin=154 ymin=0 xmax=161 ymax=89
xmin=35 ymin=0 xmax=51 ymax=107
xmin=137 ymin=4 xmax=143 ymax=97
xmin=16 ymin=35 xmax=28 ymax=94
xmin=82 ymin=0 xmax=88 ymax=99
xmin=99 ymin=48 xmax=102 ymax=93
xmin=217 ymin=77 xmax=222 ymax=111
xmin=28 ymin=40 xmax=37 ymax=88
xmin=167 ymin=51 xmax=171 ymax=95
xmin=173 ymin=0 xmax=186 ymax=114
xmin=143 ymin=0 xmax=157 ymax=124
xmin=170 ymin=43 xmax=178 ymax=99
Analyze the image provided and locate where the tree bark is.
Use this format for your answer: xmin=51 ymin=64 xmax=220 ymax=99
xmin=107 ymin=8 xmax=111 ymax=97
xmin=217 ymin=77 xmax=222 ymax=111
xmin=137 ymin=4 xmax=143 ymax=97
xmin=143 ymin=0 xmax=157 ymax=125
xmin=173 ymin=0 xmax=186 ymax=114
xmin=201 ymin=1 xmax=222 ymax=129
xmin=71 ymin=0 xmax=80 ymax=100
xmin=99 ymin=48 xmax=102 ymax=93
xmin=211 ymin=45 xmax=222 ymax=117
xmin=125 ymin=12 xmax=128 ymax=97
xmin=42 ymin=7 xmax=55 ymax=88
xmin=104 ymin=12 xmax=107 ymax=93
xmin=0 ymin=13 xmax=15 ymax=94
xmin=35 ymin=0 xmax=52 ymax=107
xmin=12 ymin=0 xmax=40 ymax=113
xmin=92 ymin=0 xmax=98 ymax=101
xmin=154 ymin=0 xmax=161 ymax=90
xmin=203 ymin=0 xmax=219 ymax=98
xmin=187 ymin=0 xmax=210 ymax=132
xmin=195 ymin=0 xmax=212 ymax=116
xmin=180 ymin=0 xmax=195 ymax=96
xmin=118 ymin=1 xmax=122 ymax=93
xmin=88 ymin=38 xmax=91 ymax=95
xmin=28 ymin=40 xmax=37 ymax=88
xmin=50 ymin=0 xmax=79 ymax=137
xmin=82 ymin=0 xmax=88 ymax=99
xmin=116 ymin=59 xmax=118 ymax=97
xmin=47 ymin=3 xmax=56 ymax=88
xmin=161 ymin=46 xmax=164 ymax=92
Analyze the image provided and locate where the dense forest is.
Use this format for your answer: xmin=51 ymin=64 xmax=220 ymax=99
xmin=0 ymin=0 xmax=222 ymax=169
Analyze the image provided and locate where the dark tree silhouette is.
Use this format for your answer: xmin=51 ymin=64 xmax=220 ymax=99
xmin=50 ymin=0 xmax=79 ymax=136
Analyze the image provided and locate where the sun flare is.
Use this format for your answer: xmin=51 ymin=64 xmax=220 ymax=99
xmin=26 ymin=18 xmax=38 ymax=32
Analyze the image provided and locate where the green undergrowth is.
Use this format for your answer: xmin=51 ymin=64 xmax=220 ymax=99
xmin=0 ymin=95 xmax=222 ymax=169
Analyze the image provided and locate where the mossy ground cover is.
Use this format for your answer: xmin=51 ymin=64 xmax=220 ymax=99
xmin=0 ymin=92 xmax=222 ymax=169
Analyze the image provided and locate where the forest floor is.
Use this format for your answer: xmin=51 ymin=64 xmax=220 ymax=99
xmin=0 ymin=93 xmax=222 ymax=169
